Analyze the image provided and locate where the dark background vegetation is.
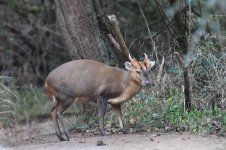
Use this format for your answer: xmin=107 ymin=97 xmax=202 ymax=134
xmin=1 ymin=0 xmax=226 ymax=135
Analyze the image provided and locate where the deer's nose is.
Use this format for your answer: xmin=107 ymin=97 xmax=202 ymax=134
xmin=143 ymin=80 xmax=151 ymax=86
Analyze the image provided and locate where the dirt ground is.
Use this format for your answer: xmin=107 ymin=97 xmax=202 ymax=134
xmin=1 ymin=120 xmax=226 ymax=150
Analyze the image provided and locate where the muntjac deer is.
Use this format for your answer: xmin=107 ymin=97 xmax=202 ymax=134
xmin=45 ymin=54 xmax=155 ymax=141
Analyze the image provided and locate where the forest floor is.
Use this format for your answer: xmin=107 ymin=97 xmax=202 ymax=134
xmin=1 ymin=119 xmax=226 ymax=150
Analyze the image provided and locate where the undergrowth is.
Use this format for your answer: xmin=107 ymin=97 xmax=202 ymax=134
xmin=0 ymin=77 xmax=51 ymax=125
xmin=122 ymin=92 xmax=226 ymax=135
xmin=69 ymin=91 xmax=226 ymax=135
xmin=1 ymin=76 xmax=226 ymax=135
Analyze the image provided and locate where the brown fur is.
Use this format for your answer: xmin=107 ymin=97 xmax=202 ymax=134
xmin=45 ymin=58 xmax=154 ymax=141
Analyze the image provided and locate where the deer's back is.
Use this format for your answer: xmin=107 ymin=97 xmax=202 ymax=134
xmin=45 ymin=60 xmax=130 ymax=101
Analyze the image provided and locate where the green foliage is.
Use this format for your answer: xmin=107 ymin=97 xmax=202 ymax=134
xmin=7 ymin=0 xmax=47 ymax=13
xmin=0 ymin=77 xmax=51 ymax=125
xmin=123 ymin=92 xmax=226 ymax=134
xmin=22 ymin=4 xmax=47 ymax=13
xmin=70 ymin=112 xmax=99 ymax=132
xmin=0 ymin=77 xmax=16 ymax=124
xmin=1 ymin=76 xmax=225 ymax=136
xmin=13 ymin=85 xmax=50 ymax=122
xmin=189 ymin=37 xmax=226 ymax=107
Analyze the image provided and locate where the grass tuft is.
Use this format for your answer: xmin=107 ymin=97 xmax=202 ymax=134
xmin=0 ymin=77 xmax=51 ymax=125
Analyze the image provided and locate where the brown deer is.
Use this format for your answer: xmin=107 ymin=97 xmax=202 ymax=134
xmin=45 ymin=54 xmax=155 ymax=141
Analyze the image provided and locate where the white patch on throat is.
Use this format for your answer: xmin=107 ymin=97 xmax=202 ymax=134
xmin=45 ymin=83 xmax=48 ymax=88
xmin=52 ymin=96 xmax=56 ymax=103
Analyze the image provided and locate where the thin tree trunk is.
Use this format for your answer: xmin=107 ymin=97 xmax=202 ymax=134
xmin=169 ymin=0 xmax=188 ymax=54
xmin=175 ymin=52 xmax=192 ymax=112
xmin=183 ymin=69 xmax=191 ymax=111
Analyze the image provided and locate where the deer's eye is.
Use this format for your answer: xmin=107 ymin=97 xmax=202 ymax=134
xmin=136 ymin=70 xmax=141 ymax=74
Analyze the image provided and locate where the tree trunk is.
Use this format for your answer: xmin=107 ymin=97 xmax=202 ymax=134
xmin=55 ymin=0 xmax=116 ymax=64
xmin=175 ymin=52 xmax=192 ymax=112
xmin=169 ymin=0 xmax=188 ymax=54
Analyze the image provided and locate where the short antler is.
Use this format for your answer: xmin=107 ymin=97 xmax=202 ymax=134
xmin=129 ymin=54 xmax=135 ymax=61
xmin=144 ymin=53 xmax=150 ymax=68
xmin=144 ymin=53 xmax=148 ymax=60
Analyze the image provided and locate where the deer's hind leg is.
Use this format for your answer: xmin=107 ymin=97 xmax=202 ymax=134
xmin=57 ymin=98 xmax=74 ymax=141
xmin=51 ymin=95 xmax=74 ymax=141
xmin=51 ymin=97 xmax=65 ymax=141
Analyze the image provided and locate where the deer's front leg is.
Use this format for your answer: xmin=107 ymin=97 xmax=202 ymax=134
xmin=97 ymin=96 xmax=108 ymax=136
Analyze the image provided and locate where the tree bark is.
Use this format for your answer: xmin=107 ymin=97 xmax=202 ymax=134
xmin=169 ymin=0 xmax=188 ymax=54
xmin=175 ymin=52 xmax=192 ymax=112
xmin=55 ymin=0 xmax=116 ymax=64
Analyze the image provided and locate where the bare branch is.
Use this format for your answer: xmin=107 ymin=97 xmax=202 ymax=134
xmin=154 ymin=0 xmax=176 ymax=36
xmin=187 ymin=60 xmax=194 ymax=68
xmin=137 ymin=2 xmax=154 ymax=46
xmin=156 ymin=56 xmax=165 ymax=84
xmin=107 ymin=34 xmax=121 ymax=51
xmin=174 ymin=52 xmax=192 ymax=112
xmin=108 ymin=14 xmax=130 ymax=59
xmin=175 ymin=52 xmax=186 ymax=69
xmin=94 ymin=0 xmax=112 ymax=33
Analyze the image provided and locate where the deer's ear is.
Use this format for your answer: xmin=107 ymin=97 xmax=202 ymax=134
xmin=150 ymin=61 xmax=155 ymax=68
xmin=125 ymin=62 xmax=132 ymax=71
xmin=147 ymin=61 xmax=155 ymax=71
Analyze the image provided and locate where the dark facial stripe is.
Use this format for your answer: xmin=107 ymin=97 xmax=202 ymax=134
xmin=130 ymin=60 xmax=148 ymax=71
xmin=139 ymin=62 xmax=147 ymax=71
